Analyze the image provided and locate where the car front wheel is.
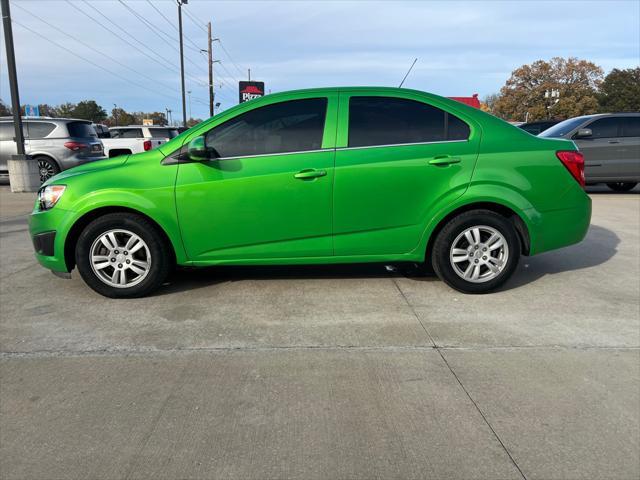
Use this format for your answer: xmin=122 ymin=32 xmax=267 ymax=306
xmin=75 ymin=213 xmax=171 ymax=298
xmin=432 ymin=210 xmax=521 ymax=294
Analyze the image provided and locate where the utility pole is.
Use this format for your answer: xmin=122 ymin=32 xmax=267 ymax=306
xmin=2 ymin=0 xmax=24 ymax=155
xmin=177 ymin=0 xmax=187 ymax=128
xmin=207 ymin=22 xmax=214 ymax=117
xmin=187 ymin=90 xmax=192 ymax=120
xmin=113 ymin=104 xmax=118 ymax=126
xmin=248 ymin=68 xmax=251 ymax=81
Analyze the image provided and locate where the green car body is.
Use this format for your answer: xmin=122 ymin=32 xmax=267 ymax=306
xmin=29 ymin=87 xmax=591 ymax=296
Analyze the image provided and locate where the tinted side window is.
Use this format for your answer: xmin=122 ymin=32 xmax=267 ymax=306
xmin=620 ymin=117 xmax=640 ymax=137
xmin=67 ymin=121 xmax=98 ymax=138
xmin=587 ymin=118 xmax=620 ymax=139
xmin=111 ymin=128 xmax=142 ymax=138
xmin=0 ymin=123 xmax=13 ymax=141
xmin=25 ymin=122 xmax=56 ymax=139
xmin=205 ymin=98 xmax=327 ymax=157
xmin=149 ymin=128 xmax=176 ymax=139
xmin=348 ymin=97 xmax=469 ymax=147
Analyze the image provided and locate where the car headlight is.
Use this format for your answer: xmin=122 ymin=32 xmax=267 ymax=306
xmin=38 ymin=185 xmax=66 ymax=210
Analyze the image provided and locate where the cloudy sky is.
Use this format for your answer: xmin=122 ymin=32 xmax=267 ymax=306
xmin=1 ymin=0 xmax=639 ymax=120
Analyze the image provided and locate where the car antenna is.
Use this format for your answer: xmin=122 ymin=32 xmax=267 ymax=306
xmin=398 ymin=58 xmax=418 ymax=88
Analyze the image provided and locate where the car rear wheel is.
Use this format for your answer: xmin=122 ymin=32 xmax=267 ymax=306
xmin=75 ymin=213 xmax=171 ymax=298
xmin=36 ymin=156 xmax=60 ymax=183
xmin=432 ymin=210 xmax=520 ymax=294
xmin=606 ymin=182 xmax=637 ymax=192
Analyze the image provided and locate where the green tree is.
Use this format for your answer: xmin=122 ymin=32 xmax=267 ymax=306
xmin=0 ymin=99 xmax=11 ymax=116
xmin=186 ymin=117 xmax=203 ymax=127
xmin=54 ymin=102 xmax=77 ymax=118
xmin=598 ymin=68 xmax=640 ymax=113
xmin=37 ymin=104 xmax=57 ymax=117
xmin=146 ymin=112 xmax=168 ymax=126
xmin=493 ymin=57 xmax=604 ymax=121
xmin=107 ymin=107 xmax=135 ymax=126
xmin=71 ymin=100 xmax=107 ymax=122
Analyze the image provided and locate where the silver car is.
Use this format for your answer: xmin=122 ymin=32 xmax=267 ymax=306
xmin=539 ymin=113 xmax=640 ymax=191
xmin=0 ymin=117 xmax=105 ymax=182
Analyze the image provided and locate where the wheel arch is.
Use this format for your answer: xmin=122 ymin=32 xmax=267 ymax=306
xmin=64 ymin=206 xmax=177 ymax=271
xmin=424 ymin=201 xmax=531 ymax=264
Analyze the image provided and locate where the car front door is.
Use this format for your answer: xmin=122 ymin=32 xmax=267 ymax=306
xmin=175 ymin=95 xmax=338 ymax=262
xmin=574 ymin=117 xmax=624 ymax=181
xmin=332 ymin=93 xmax=480 ymax=256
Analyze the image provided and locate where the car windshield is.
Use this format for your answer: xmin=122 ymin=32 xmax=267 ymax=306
xmin=539 ymin=117 xmax=586 ymax=138
xmin=67 ymin=121 xmax=97 ymax=138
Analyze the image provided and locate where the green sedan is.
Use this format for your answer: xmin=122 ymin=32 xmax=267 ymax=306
xmin=29 ymin=87 xmax=591 ymax=297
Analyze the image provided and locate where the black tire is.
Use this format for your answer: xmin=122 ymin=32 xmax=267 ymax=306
xmin=75 ymin=213 xmax=171 ymax=298
xmin=606 ymin=182 xmax=637 ymax=192
xmin=432 ymin=210 xmax=521 ymax=294
xmin=35 ymin=156 xmax=60 ymax=183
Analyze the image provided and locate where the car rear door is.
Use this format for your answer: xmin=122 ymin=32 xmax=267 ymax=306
xmin=175 ymin=94 xmax=338 ymax=261
xmin=618 ymin=116 xmax=640 ymax=181
xmin=332 ymin=93 xmax=480 ymax=256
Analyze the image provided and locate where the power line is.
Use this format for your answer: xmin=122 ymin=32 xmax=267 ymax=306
xmin=117 ymin=0 xmax=208 ymax=75
xmin=72 ymin=1 xmax=209 ymax=89
xmin=13 ymin=2 xmax=178 ymax=96
xmin=182 ymin=7 xmax=207 ymax=34
xmin=11 ymin=19 xmax=179 ymax=102
xmin=217 ymin=39 xmax=247 ymax=77
xmin=145 ymin=0 xmax=203 ymax=54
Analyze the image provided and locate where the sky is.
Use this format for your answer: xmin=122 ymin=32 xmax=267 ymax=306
xmin=1 ymin=0 xmax=639 ymax=121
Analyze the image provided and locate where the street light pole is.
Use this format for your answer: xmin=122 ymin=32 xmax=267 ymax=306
xmin=208 ymin=21 xmax=214 ymax=117
xmin=177 ymin=0 xmax=187 ymax=128
xmin=1 ymin=0 xmax=25 ymax=156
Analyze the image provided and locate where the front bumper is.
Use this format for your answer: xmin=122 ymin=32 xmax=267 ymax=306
xmin=29 ymin=205 xmax=77 ymax=273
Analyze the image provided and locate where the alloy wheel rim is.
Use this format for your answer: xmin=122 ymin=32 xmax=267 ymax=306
xmin=449 ymin=225 xmax=509 ymax=283
xmin=90 ymin=229 xmax=151 ymax=288
xmin=37 ymin=160 xmax=55 ymax=182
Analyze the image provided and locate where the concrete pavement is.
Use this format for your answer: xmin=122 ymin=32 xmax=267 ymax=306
xmin=1 ymin=185 xmax=638 ymax=479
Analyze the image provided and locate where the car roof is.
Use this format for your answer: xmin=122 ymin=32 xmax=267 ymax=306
xmin=111 ymin=125 xmax=176 ymax=128
xmin=569 ymin=112 xmax=640 ymax=121
xmin=0 ymin=116 xmax=93 ymax=123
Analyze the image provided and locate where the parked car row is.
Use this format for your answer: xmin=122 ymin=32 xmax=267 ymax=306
xmin=0 ymin=118 xmax=178 ymax=182
xmin=539 ymin=113 xmax=640 ymax=191
xmin=94 ymin=124 xmax=178 ymax=158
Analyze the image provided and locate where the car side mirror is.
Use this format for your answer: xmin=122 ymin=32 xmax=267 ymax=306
xmin=187 ymin=135 xmax=216 ymax=161
xmin=575 ymin=128 xmax=592 ymax=139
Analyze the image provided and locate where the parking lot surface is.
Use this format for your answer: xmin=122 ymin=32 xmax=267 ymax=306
xmin=1 ymin=185 xmax=639 ymax=479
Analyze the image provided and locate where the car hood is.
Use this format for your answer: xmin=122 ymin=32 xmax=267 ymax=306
xmin=43 ymin=156 xmax=128 ymax=186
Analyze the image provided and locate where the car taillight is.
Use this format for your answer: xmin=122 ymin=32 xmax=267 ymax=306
xmin=143 ymin=140 xmax=152 ymax=151
xmin=64 ymin=141 xmax=88 ymax=151
xmin=556 ymin=150 xmax=585 ymax=188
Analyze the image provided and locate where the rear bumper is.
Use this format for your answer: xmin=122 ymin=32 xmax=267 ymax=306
xmin=528 ymin=194 xmax=592 ymax=255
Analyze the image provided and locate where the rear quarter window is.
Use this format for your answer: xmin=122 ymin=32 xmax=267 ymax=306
xmin=0 ymin=122 xmax=13 ymax=141
xmin=25 ymin=122 xmax=56 ymax=139
xmin=620 ymin=117 xmax=640 ymax=137
xmin=111 ymin=128 xmax=143 ymax=139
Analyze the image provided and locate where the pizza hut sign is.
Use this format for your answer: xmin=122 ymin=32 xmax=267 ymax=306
xmin=239 ymin=81 xmax=265 ymax=103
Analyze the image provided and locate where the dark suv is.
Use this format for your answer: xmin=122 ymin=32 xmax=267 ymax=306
xmin=0 ymin=118 xmax=104 ymax=182
xmin=540 ymin=113 xmax=640 ymax=191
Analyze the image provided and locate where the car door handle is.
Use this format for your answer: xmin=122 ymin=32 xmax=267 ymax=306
xmin=608 ymin=140 xmax=620 ymax=144
xmin=294 ymin=168 xmax=327 ymax=180
xmin=429 ymin=155 xmax=461 ymax=166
